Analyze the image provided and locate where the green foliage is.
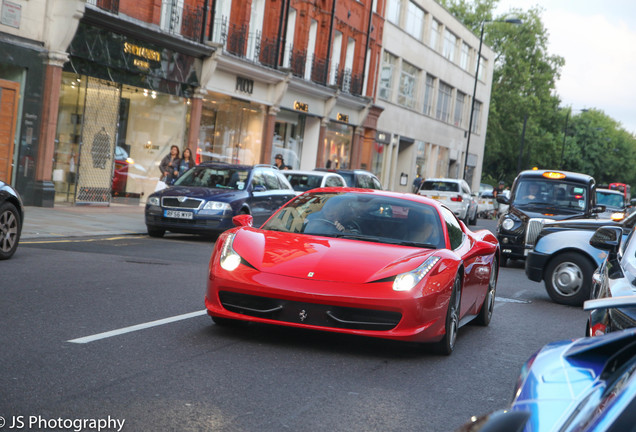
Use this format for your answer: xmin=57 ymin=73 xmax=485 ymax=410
xmin=444 ymin=2 xmax=636 ymax=191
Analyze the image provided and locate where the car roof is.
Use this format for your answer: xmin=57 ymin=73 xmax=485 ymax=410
xmin=285 ymin=170 xmax=339 ymax=177
xmin=597 ymin=188 xmax=623 ymax=195
xmin=515 ymin=169 xmax=595 ymax=184
xmin=197 ymin=162 xmax=275 ymax=170
xmin=422 ymin=178 xmax=464 ymax=184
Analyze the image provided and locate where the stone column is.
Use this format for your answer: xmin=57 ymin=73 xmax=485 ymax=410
xmin=186 ymin=88 xmax=205 ymax=158
xmin=261 ymin=106 xmax=278 ymax=164
xmin=316 ymin=118 xmax=328 ymax=168
xmin=33 ymin=51 xmax=68 ymax=207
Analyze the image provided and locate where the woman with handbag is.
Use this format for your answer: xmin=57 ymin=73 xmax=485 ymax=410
xmin=159 ymin=145 xmax=181 ymax=185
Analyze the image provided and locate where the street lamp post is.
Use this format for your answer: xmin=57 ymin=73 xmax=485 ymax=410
xmin=463 ymin=18 xmax=521 ymax=182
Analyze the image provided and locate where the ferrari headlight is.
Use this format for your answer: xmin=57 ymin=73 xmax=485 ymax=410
xmin=148 ymin=197 xmax=160 ymax=206
xmin=393 ymin=256 xmax=441 ymax=291
xmin=204 ymin=201 xmax=231 ymax=211
xmin=219 ymin=233 xmax=241 ymax=271
xmin=502 ymin=217 xmax=515 ymax=231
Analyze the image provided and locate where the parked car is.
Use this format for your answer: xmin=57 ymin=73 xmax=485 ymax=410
xmin=0 ymin=180 xmax=24 ymax=260
xmin=315 ymin=168 xmax=383 ymax=190
xmin=496 ymin=169 xmax=605 ymax=266
xmin=283 ymin=170 xmax=346 ymax=195
xmin=144 ymin=163 xmax=296 ymax=237
xmin=416 ymin=178 xmax=477 ymax=225
xmin=205 ymin=188 xmax=500 ymax=355
xmin=525 ymin=211 xmax=636 ymax=306
xmin=456 ymin=327 xmax=636 ymax=432
xmin=584 ymin=225 xmax=636 ymax=336
xmin=596 ymin=188 xmax=628 ymax=220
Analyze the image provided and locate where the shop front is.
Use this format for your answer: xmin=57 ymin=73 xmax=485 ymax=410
xmin=53 ymin=21 xmax=200 ymax=205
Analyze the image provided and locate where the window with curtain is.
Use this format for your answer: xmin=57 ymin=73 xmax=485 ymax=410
xmin=398 ymin=61 xmax=419 ymax=109
xmin=436 ymin=81 xmax=452 ymax=123
xmin=405 ymin=1 xmax=424 ymax=40
xmin=471 ymin=101 xmax=482 ymax=133
xmin=454 ymin=91 xmax=465 ymax=127
xmin=379 ymin=51 xmax=397 ymax=101
xmin=386 ymin=0 xmax=401 ymax=25
xmin=423 ymin=74 xmax=435 ymax=116
xmin=442 ymin=29 xmax=457 ymax=61
xmin=429 ymin=19 xmax=441 ymax=50
xmin=460 ymin=42 xmax=470 ymax=70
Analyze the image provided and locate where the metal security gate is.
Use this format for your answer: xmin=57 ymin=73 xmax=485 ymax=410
xmin=75 ymin=77 xmax=120 ymax=205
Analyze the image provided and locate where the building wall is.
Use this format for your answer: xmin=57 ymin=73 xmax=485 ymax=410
xmin=376 ymin=0 xmax=494 ymax=193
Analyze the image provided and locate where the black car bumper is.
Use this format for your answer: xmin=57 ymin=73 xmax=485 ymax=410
xmin=497 ymin=234 xmax=526 ymax=260
xmin=525 ymin=250 xmax=549 ymax=282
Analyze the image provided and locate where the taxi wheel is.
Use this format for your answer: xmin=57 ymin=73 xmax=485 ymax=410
xmin=544 ymin=252 xmax=594 ymax=306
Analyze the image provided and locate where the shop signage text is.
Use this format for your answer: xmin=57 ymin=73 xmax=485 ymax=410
xmin=123 ymin=42 xmax=161 ymax=62
xmin=294 ymin=101 xmax=308 ymax=112
xmin=236 ymin=77 xmax=254 ymax=94
xmin=337 ymin=113 xmax=349 ymax=123
xmin=1 ymin=0 xmax=20 ymax=28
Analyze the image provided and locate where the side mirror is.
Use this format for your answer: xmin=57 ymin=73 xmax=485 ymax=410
xmin=589 ymin=226 xmax=622 ymax=252
xmin=630 ymin=198 xmax=636 ymax=207
xmin=592 ymin=205 xmax=606 ymax=214
xmin=232 ymin=214 xmax=253 ymax=227
xmin=496 ymin=195 xmax=510 ymax=205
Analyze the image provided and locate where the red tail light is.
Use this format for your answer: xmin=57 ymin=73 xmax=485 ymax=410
xmin=574 ymin=194 xmax=583 ymax=199
xmin=450 ymin=195 xmax=463 ymax=202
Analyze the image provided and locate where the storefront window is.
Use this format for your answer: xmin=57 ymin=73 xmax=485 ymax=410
xmin=199 ymin=96 xmax=265 ymax=166
xmin=273 ymin=110 xmax=305 ymax=169
xmin=321 ymin=122 xmax=353 ymax=169
xmin=54 ymin=72 xmax=191 ymax=204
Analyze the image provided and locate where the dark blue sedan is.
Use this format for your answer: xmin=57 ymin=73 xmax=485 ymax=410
xmin=145 ymin=163 xmax=296 ymax=237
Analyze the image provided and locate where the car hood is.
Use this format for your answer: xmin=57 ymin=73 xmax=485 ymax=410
xmin=232 ymin=228 xmax=438 ymax=283
xmin=153 ymin=186 xmax=247 ymax=201
xmin=511 ymin=328 xmax=636 ymax=431
xmin=543 ymin=218 xmax=619 ymax=231
xmin=508 ymin=205 xmax=587 ymax=222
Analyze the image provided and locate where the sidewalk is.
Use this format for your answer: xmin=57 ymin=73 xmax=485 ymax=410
xmin=21 ymin=203 xmax=147 ymax=240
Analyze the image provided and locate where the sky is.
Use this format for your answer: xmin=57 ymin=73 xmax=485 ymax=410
xmin=493 ymin=0 xmax=636 ymax=134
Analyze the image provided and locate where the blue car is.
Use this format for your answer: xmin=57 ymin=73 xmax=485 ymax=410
xmin=145 ymin=163 xmax=296 ymax=237
xmin=457 ymin=327 xmax=636 ymax=432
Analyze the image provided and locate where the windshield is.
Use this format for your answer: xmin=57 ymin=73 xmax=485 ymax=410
xmin=262 ymin=192 xmax=445 ymax=249
xmin=512 ymin=179 xmax=588 ymax=212
xmin=285 ymin=174 xmax=324 ymax=192
xmin=173 ymin=166 xmax=249 ymax=190
xmin=596 ymin=191 xmax=625 ymax=209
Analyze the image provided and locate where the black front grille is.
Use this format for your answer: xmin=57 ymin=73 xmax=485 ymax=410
xmin=218 ymin=291 xmax=401 ymax=331
xmin=162 ymin=197 xmax=203 ymax=209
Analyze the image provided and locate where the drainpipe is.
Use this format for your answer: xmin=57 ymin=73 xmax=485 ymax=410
xmin=324 ymin=0 xmax=337 ymax=85
xmin=361 ymin=0 xmax=374 ymax=94
xmin=275 ymin=0 xmax=287 ymax=69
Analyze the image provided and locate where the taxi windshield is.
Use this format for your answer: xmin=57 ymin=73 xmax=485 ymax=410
xmin=512 ymin=179 xmax=588 ymax=212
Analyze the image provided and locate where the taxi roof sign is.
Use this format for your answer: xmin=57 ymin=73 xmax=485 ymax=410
xmin=543 ymin=171 xmax=566 ymax=180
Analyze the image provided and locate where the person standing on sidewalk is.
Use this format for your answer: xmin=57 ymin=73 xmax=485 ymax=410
xmin=178 ymin=148 xmax=196 ymax=178
xmin=159 ymin=145 xmax=181 ymax=185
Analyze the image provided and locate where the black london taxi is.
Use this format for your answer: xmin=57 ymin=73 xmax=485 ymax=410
xmin=495 ymin=169 xmax=605 ymax=266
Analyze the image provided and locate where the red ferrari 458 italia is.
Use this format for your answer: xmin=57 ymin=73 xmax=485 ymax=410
xmin=205 ymin=188 xmax=500 ymax=354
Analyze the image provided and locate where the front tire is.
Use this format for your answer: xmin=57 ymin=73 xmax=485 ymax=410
xmin=475 ymin=257 xmax=497 ymax=326
xmin=433 ymin=274 xmax=461 ymax=355
xmin=0 ymin=202 xmax=21 ymax=260
xmin=544 ymin=252 xmax=594 ymax=306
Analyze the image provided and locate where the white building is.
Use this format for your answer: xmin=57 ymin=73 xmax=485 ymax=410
xmin=377 ymin=0 xmax=495 ymax=193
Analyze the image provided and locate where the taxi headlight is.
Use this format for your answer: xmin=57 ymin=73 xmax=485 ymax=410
xmin=219 ymin=233 xmax=241 ymax=271
xmin=502 ymin=217 xmax=515 ymax=231
xmin=393 ymin=256 xmax=441 ymax=291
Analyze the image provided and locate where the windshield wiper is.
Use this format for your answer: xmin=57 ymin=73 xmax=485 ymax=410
xmin=396 ymin=240 xmax=437 ymax=249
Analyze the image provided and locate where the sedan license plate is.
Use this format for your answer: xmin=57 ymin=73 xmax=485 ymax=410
xmin=431 ymin=195 xmax=441 ymax=200
xmin=164 ymin=210 xmax=193 ymax=219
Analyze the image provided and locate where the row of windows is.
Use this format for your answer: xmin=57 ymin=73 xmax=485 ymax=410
xmin=379 ymin=52 xmax=482 ymax=133
xmin=386 ymin=0 xmax=486 ymax=80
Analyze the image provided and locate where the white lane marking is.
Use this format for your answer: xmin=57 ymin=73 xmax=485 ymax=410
xmin=495 ymin=296 xmax=531 ymax=304
xmin=68 ymin=310 xmax=207 ymax=344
